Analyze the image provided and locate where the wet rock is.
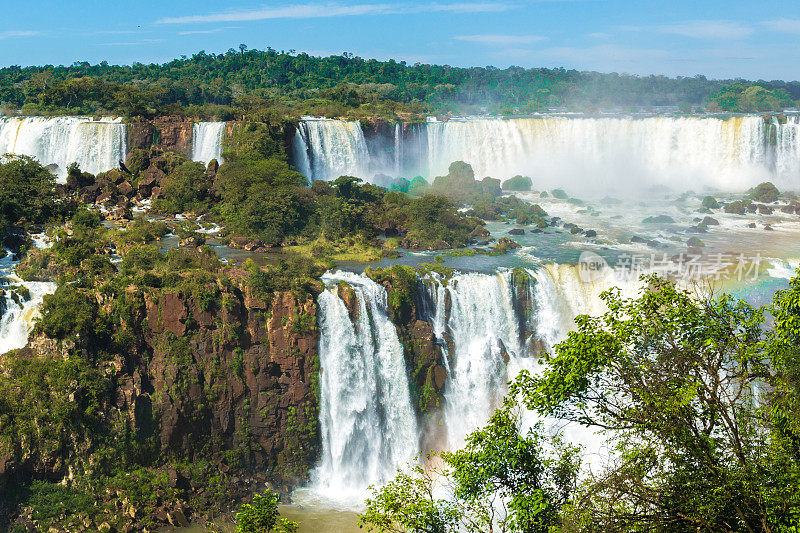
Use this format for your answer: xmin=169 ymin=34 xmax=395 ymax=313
xmin=337 ymin=283 xmax=359 ymax=320
xmin=687 ymin=226 xmax=708 ymax=233
xmin=508 ymin=228 xmax=525 ymax=235
xmin=95 ymin=191 xmax=116 ymax=205
xmin=764 ymin=224 xmax=774 ymax=231
xmin=747 ymin=222 xmax=757 ymax=228
xmin=630 ymin=235 xmax=647 ymax=244
xmin=758 ymin=204 xmax=774 ymax=215
xmin=642 ymin=215 xmax=675 ymax=224
xmin=470 ymin=225 xmax=490 ymax=238
xmin=244 ymin=240 xmax=264 ymax=252
xmin=118 ymin=181 xmax=134 ymax=198
xmin=724 ymin=201 xmax=747 ymax=215
xmin=584 ymin=229 xmax=597 ymax=238
xmin=167 ymin=510 xmax=189 ymax=528
xmin=433 ymin=365 xmax=447 ymax=390
xmin=687 ymin=237 xmax=705 ymax=247
xmin=495 ymin=237 xmax=521 ymax=250
xmin=701 ymin=216 xmax=720 ymax=226
xmin=749 ymin=181 xmax=780 ymax=203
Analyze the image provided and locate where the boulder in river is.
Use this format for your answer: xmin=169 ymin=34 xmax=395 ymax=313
xmin=642 ymin=215 xmax=675 ymax=224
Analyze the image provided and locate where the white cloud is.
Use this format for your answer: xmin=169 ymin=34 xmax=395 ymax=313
xmin=453 ymin=34 xmax=547 ymax=45
xmin=587 ymin=32 xmax=610 ymax=39
xmin=658 ymin=20 xmax=753 ymax=39
xmin=178 ymin=28 xmax=232 ymax=35
xmin=0 ymin=30 xmax=42 ymax=39
xmin=156 ymin=2 xmax=512 ymax=24
xmin=100 ymin=38 xmax=165 ymax=46
xmin=620 ymin=20 xmax=754 ymax=40
xmin=763 ymin=19 xmax=800 ymax=34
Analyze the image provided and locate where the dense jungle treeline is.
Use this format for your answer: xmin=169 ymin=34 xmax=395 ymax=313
xmin=0 ymin=46 xmax=797 ymax=119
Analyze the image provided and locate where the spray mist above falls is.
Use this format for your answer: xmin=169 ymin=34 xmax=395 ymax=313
xmin=292 ymin=115 xmax=800 ymax=193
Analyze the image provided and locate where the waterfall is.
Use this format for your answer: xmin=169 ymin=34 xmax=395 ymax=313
xmin=292 ymin=125 xmax=312 ymax=178
xmin=313 ymin=271 xmax=418 ymax=502
xmin=775 ymin=115 xmax=800 ymax=181
xmin=393 ymin=123 xmax=401 ymax=177
xmin=0 ymin=239 xmax=57 ymax=355
xmin=295 ymin=118 xmax=371 ymax=182
xmin=429 ymin=271 xmax=528 ymax=447
xmin=426 ymin=116 xmax=784 ymax=192
xmin=0 ymin=116 xmax=126 ymax=179
xmin=308 ymin=264 xmax=653 ymax=503
xmin=294 ymin=115 xmax=800 ymax=192
xmin=191 ymin=121 xmax=225 ymax=164
xmin=0 ymin=278 xmax=56 ymax=354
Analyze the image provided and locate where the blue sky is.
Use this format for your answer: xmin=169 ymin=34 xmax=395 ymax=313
xmin=2 ymin=0 xmax=799 ymax=80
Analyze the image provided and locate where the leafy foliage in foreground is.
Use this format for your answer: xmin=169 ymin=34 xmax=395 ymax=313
xmin=360 ymin=403 xmax=580 ymax=533
xmin=235 ymin=490 xmax=298 ymax=533
xmin=361 ymin=274 xmax=800 ymax=532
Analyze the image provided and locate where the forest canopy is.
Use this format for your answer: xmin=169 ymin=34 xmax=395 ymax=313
xmin=1 ymin=46 xmax=798 ymax=118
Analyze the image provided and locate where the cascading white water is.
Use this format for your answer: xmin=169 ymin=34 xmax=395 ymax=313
xmin=294 ymin=115 xmax=800 ymax=192
xmin=426 ymin=116 xmax=794 ymax=192
xmin=0 ymin=116 xmax=126 ymax=179
xmin=393 ymin=123 xmax=401 ymax=177
xmin=531 ymin=262 xmax=645 ymax=350
xmin=775 ymin=115 xmax=800 ymax=181
xmin=313 ymin=271 xmax=418 ymax=503
xmin=0 ymin=237 xmax=57 ymax=355
xmin=307 ymin=264 xmax=658 ymax=505
xmin=191 ymin=121 xmax=225 ymax=164
xmin=0 ymin=277 xmax=56 ymax=354
xmin=422 ymin=271 xmax=528 ymax=447
xmin=416 ymin=265 xmax=646 ymax=458
xmin=295 ymin=118 xmax=371 ymax=182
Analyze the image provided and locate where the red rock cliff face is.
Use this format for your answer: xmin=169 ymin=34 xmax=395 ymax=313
xmin=126 ymin=117 xmax=195 ymax=157
xmin=120 ymin=279 xmax=321 ymax=484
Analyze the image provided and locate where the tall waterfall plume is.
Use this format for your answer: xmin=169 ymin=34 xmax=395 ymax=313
xmin=422 ymin=271 xmax=529 ymax=447
xmin=191 ymin=121 xmax=225 ymax=164
xmin=307 ymin=264 xmax=649 ymax=505
xmin=294 ymin=118 xmax=372 ymax=182
xmin=293 ymin=115 xmax=800 ymax=192
xmin=0 ymin=116 xmax=126 ymax=179
xmin=313 ymin=271 xmax=419 ymax=502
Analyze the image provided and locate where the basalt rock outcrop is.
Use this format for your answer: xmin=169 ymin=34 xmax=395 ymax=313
xmin=126 ymin=117 xmax=195 ymax=157
xmin=0 ymin=274 xmax=321 ymax=497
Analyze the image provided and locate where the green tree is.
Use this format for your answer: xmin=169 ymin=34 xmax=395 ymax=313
xmin=360 ymin=399 xmax=580 ymax=533
xmin=515 ymin=275 xmax=800 ymax=532
xmin=0 ymin=155 xmax=59 ymax=239
xmin=153 ymin=161 xmax=211 ymax=214
xmin=235 ymin=491 xmax=298 ymax=533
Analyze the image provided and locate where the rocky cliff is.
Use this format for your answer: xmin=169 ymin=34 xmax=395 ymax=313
xmin=0 ymin=268 xmax=321 ymax=529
